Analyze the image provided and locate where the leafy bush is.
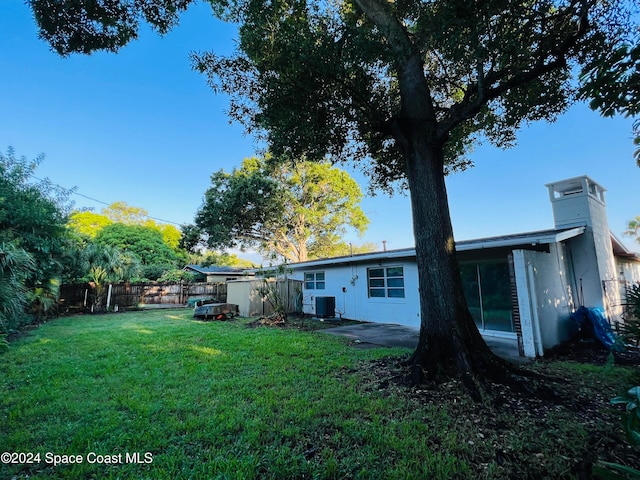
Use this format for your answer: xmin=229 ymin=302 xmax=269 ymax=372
xmin=158 ymin=269 xmax=196 ymax=283
xmin=0 ymin=242 xmax=34 ymax=332
xmin=141 ymin=264 xmax=173 ymax=281
xmin=612 ymin=387 xmax=640 ymax=446
xmin=28 ymin=278 xmax=60 ymax=319
xmin=617 ymin=319 xmax=640 ymax=348
xmin=0 ymin=149 xmax=71 ymax=329
xmin=617 ymin=284 xmax=640 ymax=347
xmin=595 ymin=387 xmax=640 ymax=479
xmin=95 ymin=224 xmax=179 ymax=267
xmin=627 ymin=284 xmax=640 ymax=320
xmin=256 ymin=263 xmax=294 ymax=323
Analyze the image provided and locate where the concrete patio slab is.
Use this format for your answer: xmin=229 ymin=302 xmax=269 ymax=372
xmin=320 ymin=322 xmax=528 ymax=364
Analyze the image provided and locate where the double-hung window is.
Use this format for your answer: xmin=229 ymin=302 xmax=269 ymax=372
xmin=304 ymin=272 xmax=325 ymax=290
xmin=368 ymin=266 xmax=405 ymax=298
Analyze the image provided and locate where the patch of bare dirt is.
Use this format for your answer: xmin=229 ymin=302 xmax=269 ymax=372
xmin=543 ymin=338 xmax=640 ymax=366
xmin=245 ymin=315 xmax=360 ymax=331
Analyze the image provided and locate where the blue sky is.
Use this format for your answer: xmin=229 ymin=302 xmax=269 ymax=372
xmin=2 ymin=0 xmax=639 ymax=262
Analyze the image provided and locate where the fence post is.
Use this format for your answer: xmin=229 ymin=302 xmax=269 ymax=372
xmin=106 ymin=284 xmax=113 ymax=310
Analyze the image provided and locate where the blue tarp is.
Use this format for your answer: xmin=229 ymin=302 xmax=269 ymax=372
xmin=570 ymin=306 xmax=618 ymax=350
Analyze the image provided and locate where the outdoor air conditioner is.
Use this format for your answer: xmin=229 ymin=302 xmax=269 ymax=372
xmin=315 ymin=296 xmax=336 ymax=318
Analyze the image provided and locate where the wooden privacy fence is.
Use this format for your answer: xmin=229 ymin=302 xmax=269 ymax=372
xmin=59 ymin=282 xmax=227 ymax=311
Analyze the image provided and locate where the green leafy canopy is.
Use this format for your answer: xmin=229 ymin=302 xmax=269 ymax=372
xmin=188 ymin=156 xmax=369 ymax=262
xmin=0 ymin=147 xmax=75 ymax=328
xmin=28 ymin=1 xmax=639 ymax=185
xmin=190 ymin=0 xmax=637 ymax=188
xmin=95 ymin=223 xmax=180 ymax=267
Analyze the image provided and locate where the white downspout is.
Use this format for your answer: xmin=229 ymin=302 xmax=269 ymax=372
xmin=527 ymin=264 xmax=544 ymax=356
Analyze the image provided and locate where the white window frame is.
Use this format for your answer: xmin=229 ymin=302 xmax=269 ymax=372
xmin=367 ymin=266 xmax=405 ymax=299
xmin=304 ymin=271 xmax=325 ymax=290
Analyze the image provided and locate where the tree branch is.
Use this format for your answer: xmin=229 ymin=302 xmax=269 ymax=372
xmin=439 ymin=0 xmax=592 ymax=137
xmin=352 ymin=0 xmax=436 ymax=123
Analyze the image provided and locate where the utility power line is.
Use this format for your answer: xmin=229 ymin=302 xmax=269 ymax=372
xmin=29 ymin=174 xmax=183 ymax=226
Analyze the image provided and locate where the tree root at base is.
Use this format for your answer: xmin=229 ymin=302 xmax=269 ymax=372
xmin=403 ymin=351 xmax=564 ymax=403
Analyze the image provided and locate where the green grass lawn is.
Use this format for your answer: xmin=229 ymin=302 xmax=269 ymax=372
xmin=1 ymin=309 xmax=639 ymax=479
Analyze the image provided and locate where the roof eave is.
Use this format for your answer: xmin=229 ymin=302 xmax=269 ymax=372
xmin=288 ymin=227 xmax=588 ymax=269
xmin=455 ymin=226 xmax=585 ymax=251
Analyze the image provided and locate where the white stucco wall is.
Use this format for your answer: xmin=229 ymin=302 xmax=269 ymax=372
xmin=530 ymin=244 xmax=577 ymax=349
xmin=548 ymin=177 xmax=620 ymax=318
xmin=513 ymin=245 xmax=576 ymax=356
xmin=615 ymin=258 xmax=640 ymax=317
xmin=293 ymin=261 xmax=422 ymax=328
xmin=618 ymin=258 xmax=640 ymax=285
xmin=565 ymin=232 xmax=606 ymax=310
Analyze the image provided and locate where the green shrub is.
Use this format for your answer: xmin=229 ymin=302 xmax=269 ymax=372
xmin=158 ymin=269 xmax=196 ymax=283
xmin=594 ymin=387 xmax=640 ymax=479
xmin=0 ymin=242 xmax=35 ymax=332
xmin=627 ymin=284 xmax=640 ymax=320
xmin=617 ymin=284 xmax=640 ymax=347
xmin=141 ymin=264 xmax=174 ymax=281
xmin=612 ymin=386 xmax=640 ymax=446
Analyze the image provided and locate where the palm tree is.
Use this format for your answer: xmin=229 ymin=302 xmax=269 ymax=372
xmin=624 ymin=216 xmax=640 ymax=244
xmin=81 ymin=244 xmax=140 ymax=311
xmin=28 ymin=278 xmax=61 ymax=319
xmin=0 ymin=242 xmax=35 ymax=332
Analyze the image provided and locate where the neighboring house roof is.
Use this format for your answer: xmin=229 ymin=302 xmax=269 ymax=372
xmin=611 ymin=234 xmax=640 ymax=260
xmin=184 ymin=265 xmax=245 ymax=274
xmin=288 ymin=226 xmax=595 ymax=269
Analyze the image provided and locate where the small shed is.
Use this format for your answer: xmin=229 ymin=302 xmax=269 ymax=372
xmin=227 ymin=278 xmax=302 ymax=317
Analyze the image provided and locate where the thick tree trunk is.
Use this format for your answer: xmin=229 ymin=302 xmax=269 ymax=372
xmin=400 ymin=129 xmax=510 ymax=394
xmin=352 ymin=0 xmax=538 ymax=398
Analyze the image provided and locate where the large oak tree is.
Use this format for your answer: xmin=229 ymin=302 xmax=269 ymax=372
xmin=28 ymin=0 xmax=639 ymax=392
xmin=185 ymin=156 xmax=369 ymax=263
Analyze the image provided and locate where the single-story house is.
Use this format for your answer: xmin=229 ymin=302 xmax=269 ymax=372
xmin=183 ymin=265 xmax=251 ymax=283
xmin=287 ymin=176 xmax=640 ymax=358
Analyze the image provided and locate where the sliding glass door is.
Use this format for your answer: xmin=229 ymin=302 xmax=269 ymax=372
xmin=460 ymin=262 xmax=514 ymax=332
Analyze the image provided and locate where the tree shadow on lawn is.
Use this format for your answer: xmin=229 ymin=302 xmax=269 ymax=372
xmin=245 ymin=315 xmax=640 ymax=476
xmin=349 ymin=338 xmax=640 ymax=479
